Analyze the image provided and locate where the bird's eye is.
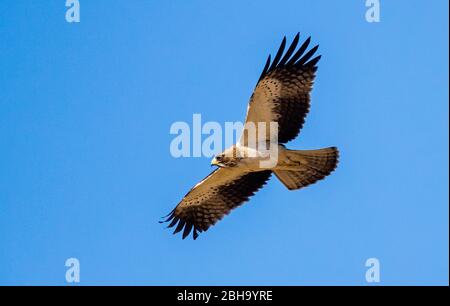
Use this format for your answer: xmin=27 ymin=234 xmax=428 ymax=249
xmin=216 ymin=155 xmax=223 ymax=161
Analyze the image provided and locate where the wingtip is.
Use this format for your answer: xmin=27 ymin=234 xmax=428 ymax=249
xmin=167 ymin=217 xmax=179 ymax=229
xmin=161 ymin=209 xmax=175 ymax=219
xmin=172 ymin=220 xmax=186 ymax=235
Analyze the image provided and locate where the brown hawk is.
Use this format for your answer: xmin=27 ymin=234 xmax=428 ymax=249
xmin=161 ymin=33 xmax=339 ymax=240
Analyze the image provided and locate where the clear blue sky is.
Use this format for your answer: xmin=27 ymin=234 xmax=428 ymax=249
xmin=0 ymin=1 xmax=448 ymax=285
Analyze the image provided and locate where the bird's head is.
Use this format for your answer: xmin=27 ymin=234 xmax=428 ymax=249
xmin=211 ymin=147 xmax=241 ymax=168
xmin=211 ymin=153 xmax=226 ymax=168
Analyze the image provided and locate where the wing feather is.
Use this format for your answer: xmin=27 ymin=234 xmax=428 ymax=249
xmin=257 ymin=55 xmax=271 ymax=83
xmin=278 ymin=33 xmax=299 ymax=66
xmin=269 ymin=36 xmax=286 ymax=71
xmin=241 ymin=33 xmax=320 ymax=145
xmin=161 ymin=168 xmax=272 ymax=240
xmin=286 ymin=36 xmax=311 ymax=65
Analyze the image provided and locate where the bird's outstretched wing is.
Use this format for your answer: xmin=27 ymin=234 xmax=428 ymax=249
xmin=240 ymin=33 xmax=321 ymax=146
xmin=161 ymin=168 xmax=272 ymax=240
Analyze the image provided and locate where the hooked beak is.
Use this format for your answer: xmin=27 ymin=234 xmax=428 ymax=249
xmin=211 ymin=158 xmax=221 ymax=167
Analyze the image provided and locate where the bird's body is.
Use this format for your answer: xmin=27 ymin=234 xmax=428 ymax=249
xmin=161 ymin=33 xmax=339 ymax=239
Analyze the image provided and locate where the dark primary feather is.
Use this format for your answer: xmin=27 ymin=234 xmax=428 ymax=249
xmin=286 ymin=36 xmax=311 ymax=66
xmin=258 ymin=33 xmax=320 ymax=85
xmin=269 ymin=36 xmax=286 ymax=71
xmin=278 ymin=33 xmax=299 ymax=66
xmin=161 ymin=170 xmax=272 ymax=240
xmin=257 ymin=55 xmax=271 ymax=83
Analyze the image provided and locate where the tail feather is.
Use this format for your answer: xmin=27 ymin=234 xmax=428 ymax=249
xmin=274 ymin=147 xmax=339 ymax=190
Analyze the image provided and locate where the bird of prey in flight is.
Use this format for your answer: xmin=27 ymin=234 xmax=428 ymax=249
xmin=161 ymin=33 xmax=339 ymax=240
